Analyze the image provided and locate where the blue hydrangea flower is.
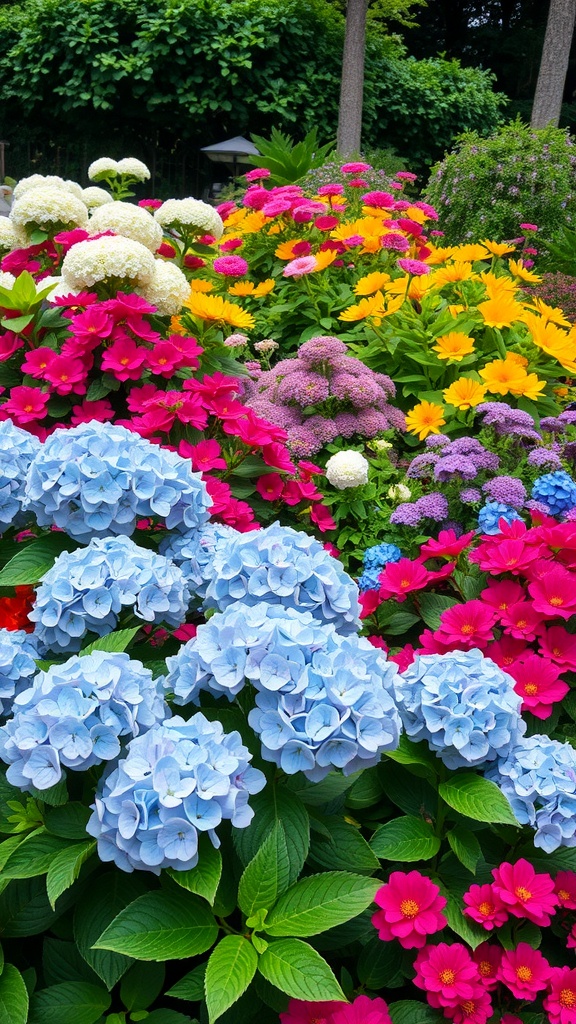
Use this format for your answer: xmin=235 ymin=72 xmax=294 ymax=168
xmin=86 ymin=713 xmax=266 ymax=874
xmin=0 ymin=421 xmax=40 ymax=529
xmin=477 ymin=501 xmax=523 ymax=535
xmin=30 ymin=535 xmax=191 ymax=653
xmin=531 ymin=470 xmax=576 ymax=517
xmin=485 ymin=734 xmax=576 ymax=853
xmin=159 ymin=522 xmax=239 ymax=606
xmin=24 ymin=421 xmax=212 ymax=541
xmin=359 ymin=543 xmax=402 ymax=592
xmin=0 ymin=629 xmax=39 ymax=717
xmin=203 ymin=522 xmax=360 ymax=632
xmin=0 ymin=650 xmax=167 ymax=791
xmin=395 ymin=649 xmax=525 ymax=770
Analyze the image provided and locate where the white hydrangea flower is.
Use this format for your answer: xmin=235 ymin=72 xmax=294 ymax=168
xmin=88 ymin=158 xmax=119 ymax=181
xmin=88 ymin=201 xmax=163 ymax=252
xmin=155 ymin=198 xmax=224 ymax=240
xmin=325 ymin=450 xmax=369 ymax=490
xmin=387 ymin=483 xmax=411 ymax=502
xmin=116 ymin=158 xmax=150 ymax=181
xmin=35 ymin=275 xmax=61 ymax=298
xmin=81 ymin=187 xmax=114 ymax=211
xmin=12 ymin=174 xmax=68 ymax=200
xmin=0 ymin=218 xmax=27 ymax=252
xmin=140 ymin=259 xmax=190 ymax=316
xmin=10 ymin=187 xmax=89 ymax=232
xmin=61 ymin=235 xmax=156 ymax=290
xmin=64 ymin=179 xmax=84 ymax=200
xmin=0 ymin=271 xmax=16 ymax=289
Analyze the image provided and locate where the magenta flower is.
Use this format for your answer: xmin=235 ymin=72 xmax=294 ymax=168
xmin=179 ymin=439 xmax=226 ymax=472
xmin=380 ymin=232 xmax=410 ymax=251
xmin=436 ymin=600 xmax=497 ymax=649
xmin=244 ymin=167 xmax=271 ymax=182
xmin=499 ymin=600 xmax=544 ymax=641
xmin=491 ymin=859 xmax=558 ymax=926
xmin=0 ymin=331 xmax=23 ymax=361
xmin=70 ymin=306 xmax=114 ymax=350
xmin=144 ymin=341 xmax=183 ymax=378
xmin=472 ymin=942 xmax=502 ymax=991
xmin=283 ymin=256 xmax=318 ymax=278
xmin=101 ymin=338 xmax=147 ymax=382
xmin=212 ymin=255 xmax=249 ymax=277
xmin=528 ymin=567 xmax=576 ymax=619
xmin=397 ymin=258 xmax=430 ymax=276
xmin=317 ymin=184 xmax=345 ymax=197
xmin=280 ymin=1001 xmax=342 ymax=1024
xmin=70 ymin=399 xmax=114 ymax=425
xmin=507 ymin=652 xmax=568 ymax=718
xmin=462 ymin=883 xmax=508 ymax=930
xmin=330 ymin=995 xmax=392 ymax=1024
xmin=315 ymin=215 xmax=339 ymax=231
xmin=21 ymin=348 xmax=56 ymax=379
xmin=396 ymin=170 xmax=418 ymax=181
xmin=555 ymin=871 xmax=576 ymax=909
xmin=340 ymin=161 xmax=371 ymax=173
xmin=2 ymin=386 xmax=50 ymax=424
xmin=361 ymin=191 xmax=395 ymax=207
xmin=371 ymin=871 xmax=447 ymax=949
xmin=43 ymin=354 xmax=88 ymax=396
xmin=255 ymin=474 xmax=285 ymax=501
xmin=497 ymin=942 xmax=550 ymax=999
xmin=414 ymin=942 xmax=480 ymax=1007
xmin=543 ymin=966 xmax=576 ymax=1024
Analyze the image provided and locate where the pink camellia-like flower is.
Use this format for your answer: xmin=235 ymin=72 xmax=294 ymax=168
xmin=472 ymin=942 xmax=501 ymax=991
xmin=445 ymin=988 xmax=492 ymax=1024
xmin=330 ymin=995 xmax=392 ymax=1024
xmin=43 ymin=354 xmax=88 ymax=396
xmin=361 ymin=190 xmax=395 ymax=208
xmin=555 ymin=871 xmax=576 ymax=909
xmin=480 ymin=580 xmax=526 ymax=613
xmin=70 ymin=399 xmax=114 ymax=425
xmin=212 ymin=255 xmax=249 ymax=277
xmin=497 ymin=942 xmax=550 ymax=999
xmin=544 ymin=966 xmax=576 ymax=1024
xmin=413 ymin=942 xmax=480 ymax=1007
xmin=283 ymin=256 xmax=318 ymax=278
xmin=506 ymin=652 xmax=569 ymax=719
xmin=101 ymin=337 xmax=147 ymax=382
xmin=528 ymin=567 xmax=576 ymax=620
xmin=435 ymin=600 xmax=497 ymax=649
xmin=2 ymin=385 xmax=50 ymax=424
xmin=340 ymin=161 xmax=371 ymax=173
xmin=315 ymin=215 xmax=339 ymax=231
xmin=397 ymin=258 xmax=430 ymax=276
xmin=219 ymin=237 xmax=243 ymax=251
xmin=371 ymin=870 xmax=447 ymax=949
xmin=540 ymin=627 xmax=576 ymax=669
xmin=244 ymin=167 xmax=271 ymax=182
xmin=462 ymin=882 xmax=508 ymax=930
xmin=491 ymin=859 xmax=558 ymax=926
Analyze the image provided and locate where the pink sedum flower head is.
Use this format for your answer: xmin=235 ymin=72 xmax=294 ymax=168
xmin=491 ymin=859 xmax=558 ymax=926
xmin=372 ymin=870 xmax=447 ymax=949
xmin=544 ymin=966 xmax=576 ymax=1024
xmin=497 ymin=942 xmax=550 ymax=999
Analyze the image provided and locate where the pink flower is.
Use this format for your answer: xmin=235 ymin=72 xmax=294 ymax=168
xmin=255 ymin=474 xmax=285 ymax=501
xmin=443 ymin=987 xmax=492 ymax=1024
xmin=347 ymin=178 xmax=368 ymax=188
xmin=315 ymin=215 xmax=339 ymax=231
xmin=43 ymin=354 xmax=88 ymax=395
xmin=544 ymin=966 xmax=576 ymax=1024
xmin=330 ymin=995 xmax=392 ymax=1024
xmin=462 ymin=883 xmax=508 ymax=930
xmin=378 ymin=558 xmax=432 ymax=602
xmin=340 ymin=162 xmax=371 ymax=173
xmin=145 ymin=341 xmax=183 ymax=377
xmin=472 ymin=942 xmax=501 ymax=991
xmin=371 ymin=870 xmax=447 ymax=949
xmin=70 ymin=399 xmax=114 ymax=425
xmin=491 ymin=859 xmax=558 ymax=926
xmin=397 ymin=217 xmax=424 ymax=237
xmin=506 ymin=652 xmax=568 ymax=718
xmin=101 ymin=338 xmax=147 ymax=381
xmin=419 ymin=529 xmax=476 ymax=560
xmin=396 ymin=171 xmax=418 ymax=181
xmin=244 ymin=167 xmax=271 ymax=182
xmin=497 ymin=942 xmax=550 ymax=999
xmin=397 ymin=258 xmax=430 ymax=275
xmin=486 ymin=635 xmax=530 ymax=670
xmin=173 ymin=623 xmax=197 ymax=642
xmin=70 ymin=306 xmax=115 ymax=350
xmin=184 ymin=255 xmax=206 ymax=270
xmin=309 ymin=502 xmax=336 ymax=532
xmin=520 ymin=222 xmax=538 ymax=231
xmin=500 ymin=1016 xmax=523 ymax=1024
xmin=219 ymin=238 xmax=243 ymax=251
xmin=0 ymin=331 xmax=23 ymax=361
xmin=212 ymin=255 xmax=249 ymax=277
xmin=2 ymin=386 xmax=50 ymax=423
xmin=470 ymin=537 xmax=542 ymax=575
xmin=279 ymin=1000 xmax=342 ymax=1024
xmin=21 ymin=348 xmax=56 ymax=379
xmin=555 ymin=871 xmax=576 ymax=909
xmin=528 ymin=567 xmax=576 ymax=619
xmin=138 ymin=198 xmax=163 ymax=210
xmin=263 ymin=198 xmax=293 ymax=217
xmin=381 ymin=233 xmax=410 ymax=251
xmin=500 ymin=600 xmax=544 ymax=641
xmin=283 ymin=256 xmax=317 ymax=278
xmin=480 ymin=580 xmax=526 ymax=613
xmin=178 ymin=439 xmax=226 ymax=472
xmin=414 ymin=942 xmax=480 ymax=1007
xmin=436 ymin=600 xmax=497 ymax=648
xmin=361 ymin=191 xmax=395 ymax=208
xmin=388 ymin=644 xmax=416 ymax=671
xmin=262 ymin=441 xmax=297 ymax=474
xmin=282 ymin=479 xmax=321 ymax=505
xmin=317 ymin=184 xmax=345 ymax=197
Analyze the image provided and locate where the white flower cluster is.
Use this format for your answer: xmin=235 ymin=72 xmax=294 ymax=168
xmin=88 ymin=201 xmax=163 ymax=252
xmin=10 ymin=187 xmax=89 ymax=232
xmin=141 ymin=260 xmax=190 ymax=316
xmin=88 ymin=157 xmax=150 ymax=182
xmin=81 ymin=187 xmax=114 ymax=211
xmin=12 ymin=174 xmax=83 ymax=201
xmin=60 ymin=236 xmax=156 ymax=290
xmin=0 ymin=219 xmax=26 ymax=253
xmin=325 ymin=450 xmax=370 ymax=490
xmin=154 ymin=198 xmax=224 ymax=240
xmin=0 ymin=271 xmax=15 ymax=290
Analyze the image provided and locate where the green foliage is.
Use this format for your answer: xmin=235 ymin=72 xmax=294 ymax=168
xmin=424 ymin=118 xmax=576 ymax=244
xmin=247 ymin=128 xmax=335 ymax=186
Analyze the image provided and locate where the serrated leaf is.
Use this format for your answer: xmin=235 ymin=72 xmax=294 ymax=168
xmin=28 ymin=981 xmax=110 ymax=1024
xmin=42 ymin=939 xmax=99 ymax=987
xmin=257 ymin=938 xmax=345 ymax=1002
xmin=205 ymin=936 xmax=258 ymax=1023
xmin=309 ymin=819 xmax=380 ymax=874
xmin=74 ymin=873 xmax=148 ymax=989
xmin=167 ymin=837 xmax=222 ymax=907
xmin=80 ymin=627 xmax=140 ymax=656
xmin=264 ymin=872 xmax=379 ymax=938
xmin=120 ymin=960 xmax=165 ymax=1012
xmin=165 ymin=963 xmax=206 ymax=1001
xmin=46 ymin=841 xmax=95 ymax=909
xmin=439 ymin=774 xmax=518 ymax=825
xmin=417 ymin=592 xmax=460 ymax=631
xmin=0 ymin=535 xmax=77 ymax=586
xmin=447 ymin=827 xmax=481 ymax=875
xmin=0 ymin=963 xmax=28 ymax=1024
xmin=371 ymin=816 xmax=440 ymax=862
xmin=238 ymin=822 xmax=291 ymax=917
xmin=93 ymin=888 xmax=218 ymax=960
xmin=389 ymin=1000 xmax=442 ymax=1024
xmin=234 ymin=787 xmax=309 ymax=884
xmin=44 ymin=803 xmax=90 ymax=840
xmin=2 ymin=832 xmax=70 ymax=879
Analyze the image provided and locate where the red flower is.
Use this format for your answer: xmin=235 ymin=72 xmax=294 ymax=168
xmin=371 ymin=871 xmax=447 ymax=949
xmin=0 ymin=586 xmax=35 ymax=632
xmin=378 ymin=559 xmax=432 ymax=602
xmin=491 ymin=859 xmax=558 ymax=926
xmin=280 ymin=1000 xmax=342 ymax=1024
xmin=309 ymin=502 xmax=336 ymax=533
xmin=255 ymin=474 xmax=285 ymax=501
xmin=179 ymin=439 xmax=226 ymax=472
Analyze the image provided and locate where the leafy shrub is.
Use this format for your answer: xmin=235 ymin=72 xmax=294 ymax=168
xmin=523 ymin=272 xmax=576 ymax=323
xmin=424 ymin=119 xmax=576 ymax=245
xmin=298 ymin=148 xmax=406 ymax=194
xmin=247 ymin=128 xmax=335 ymax=186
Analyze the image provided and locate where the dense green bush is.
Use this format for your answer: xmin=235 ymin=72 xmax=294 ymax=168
xmin=424 ymin=119 xmax=576 ymax=244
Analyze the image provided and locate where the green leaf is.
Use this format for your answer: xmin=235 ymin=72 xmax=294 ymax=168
xmin=93 ymin=888 xmax=218 ymax=960
xmin=447 ymin=827 xmax=481 ymax=875
xmin=80 ymin=627 xmax=140 ymax=656
xmin=141 ymin=1012 xmax=196 ymax=1024
xmin=0 ymin=535 xmax=77 ymax=586
xmin=417 ymin=593 xmax=460 ymax=631
xmin=264 ymin=872 xmax=379 ymax=938
xmin=42 ymin=939 xmax=99 ymax=987
xmin=257 ymin=938 xmax=345 ymax=1002
xmin=167 ymin=837 xmax=222 ymax=906
xmin=74 ymin=873 xmax=148 ymax=989
xmin=2 ymin=832 xmax=70 ymax=879
xmin=443 ymin=891 xmax=486 ymax=950
xmin=0 ymin=876 xmax=72 ymax=937
xmin=205 ymin=936 xmax=258 ymax=1023
xmin=0 ymin=964 xmax=28 ymax=1024
xmin=238 ymin=823 xmax=291 ymax=918
xmin=46 ymin=841 xmax=95 ymax=909
xmin=165 ymin=963 xmax=206 ymax=1001
xmin=234 ymin=787 xmax=309 ymax=885
xmin=309 ymin=819 xmax=380 ymax=874
xmin=44 ymin=803 xmax=90 ymax=840
xmin=389 ymin=1000 xmax=442 ymax=1024
xmin=120 ymin=960 xmax=165 ymax=1012
xmin=0 ymin=314 xmax=34 ymax=332
xmin=28 ymin=981 xmax=110 ymax=1024
xmin=439 ymin=774 xmax=518 ymax=825
xmin=371 ymin=816 xmax=440 ymax=862
xmin=357 ymin=938 xmax=405 ymax=989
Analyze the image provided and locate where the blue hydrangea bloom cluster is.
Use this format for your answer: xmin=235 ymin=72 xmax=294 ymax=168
xmin=166 ymin=602 xmax=401 ymax=782
xmin=0 ymin=420 xmax=40 ymax=528
xmin=531 ymin=471 xmax=576 ymax=517
xmin=358 ymin=542 xmax=402 ymax=592
xmin=0 ymin=629 xmax=39 ymax=717
xmin=23 ymin=421 xmax=212 ymax=541
xmin=485 ymin=735 xmax=576 ymax=853
xmin=86 ymin=713 xmax=266 ymax=874
xmin=203 ymin=522 xmax=361 ymax=633
xmin=29 ymin=535 xmax=191 ymax=652
xmin=395 ymin=649 xmax=525 ymax=770
xmin=0 ymin=650 xmax=167 ymax=791
xmin=159 ymin=522 xmax=239 ymax=605
xmin=477 ymin=502 xmax=523 ymax=535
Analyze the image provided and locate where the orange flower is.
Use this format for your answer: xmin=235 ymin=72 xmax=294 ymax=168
xmin=184 ymin=292 xmax=255 ymax=329
xmin=274 ymin=240 xmax=302 ymax=260
xmin=450 ymin=243 xmax=491 ymax=262
xmin=354 ymin=271 xmax=391 ymax=296
xmin=524 ymin=298 xmax=571 ymax=327
xmin=479 ymin=357 xmax=530 ymax=395
xmin=443 ymin=378 xmax=487 ymax=409
xmin=313 ymin=249 xmax=338 ymax=271
xmin=339 ymin=292 xmax=385 ymax=322
xmin=405 ymin=400 xmax=446 ymax=440
xmin=480 ymin=239 xmax=516 ymax=257
xmin=430 ymin=262 xmax=477 ymax=287
xmin=477 ymin=293 xmax=525 ymax=328
xmin=433 ymin=332 xmax=475 ymax=361
xmin=190 ymin=279 xmax=214 ymax=292
xmin=228 ymin=279 xmax=275 ymax=297
xmin=508 ymin=259 xmax=542 ymax=283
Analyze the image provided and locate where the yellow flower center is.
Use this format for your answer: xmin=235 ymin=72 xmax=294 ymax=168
xmin=478 ymin=901 xmax=493 ymax=916
xmin=461 ymin=624 xmax=475 ymax=635
xmin=558 ymin=889 xmax=571 ymax=901
xmin=515 ymin=886 xmax=532 ymax=901
xmin=439 ymin=969 xmax=456 ymax=985
xmin=478 ymin=961 xmax=492 ymax=977
xmin=524 ymin=683 xmax=538 ymax=695
xmin=517 ymin=965 xmax=533 ymax=981
xmin=550 ymin=596 xmax=564 ymax=606
xmin=399 ymin=898 xmax=419 ymax=918
xmin=561 ymin=989 xmax=576 ymax=1008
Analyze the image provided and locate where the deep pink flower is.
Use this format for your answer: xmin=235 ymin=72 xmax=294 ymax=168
xmin=189 ymin=371 xmax=240 ymax=401
xmin=555 ymin=871 xmax=576 ymax=909
xmin=145 ymin=341 xmax=183 ymax=377
xmin=173 ymin=623 xmax=197 ymax=642
xmin=330 ymin=995 xmax=392 ymax=1024
xmin=282 ymin=480 xmax=322 ymax=505
xmin=309 ymin=502 xmax=336 ymax=532
xmin=544 ymin=966 xmax=576 ymax=1024
xmin=50 ymin=290 xmax=97 ymax=308
xmin=217 ymin=495 xmax=257 ymax=531
xmin=21 ymin=348 xmax=56 ymax=379
xmin=70 ymin=306 xmax=115 ymax=349
xmin=347 ymin=178 xmax=369 ymax=188
xmin=462 ymin=883 xmax=508 ymax=930
xmin=486 ymin=635 xmax=530 ymax=670
xmin=317 ymin=184 xmax=345 ymax=197
xmin=528 ymin=567 xmax=576 ymax=619
xmin=255 ymin=474 xmax=285 ymax=501
xmin=414 ymin=943 xmax=480 ymax=1007
xmin=443 ymin=987 xmax=492 ymax=1024
xmin=419 ymin=529 xmax=476 ymax=560
xmin=138 ymin=198 xmax=163 ymax=210
xmin=340 ymin=161 xmax=371 ymax=173
xmin=417 ymin=629 xmax=462 ymax=656
xmin=472 ymin=943 xmax=501 ymax=991
xmin=378 ymin=559 xmax=432 ymax=602
xmin=436 ymin=600 xmax=497 ymax=648
xmin=212 ymin=255 xmax=249 ymax=277
xmin=43 ymin=354 xmax=87 ymax=395
xmin=388 ymin=644 xmax=416 ymax=671
xmin=219 ymin=237 xmax=243 ymax=251
xmin=2 ymin=386 xmax=50 ymax=423
xmin=70 ymin=399 xmax=114 ymax=425
xmin=397 ymin=218 xmax=424 ymax=237
xmin=245 ymin=168 xmax=271 ymax=182
xmin=184 ymin=255 xmax=206 ymax=270
xmin=500 ymin=600 xmax=544 ymax=641
xmin=497 ymin=942 xmax=550 ymax=998
xmin=470 ymin=537 xmax=542 ymax=575
xmin=178 ymin=439 xmax=226 ymax=472
xmin=261 ymin=441 xmax=297 ymax=474
xmin=279 ymin=1000 xmax=342 ymax=1024
xmin=380 ymin=233 xmax=410 ymax=251
xmin=315 ymin=215 xmax=339 ymax=231
xmin=480 ymin=580 xmax=526 ymax=613
xmin=361 ymin=191 xmax=395 ymax=208
xmin=101 ymin=338 xmax=147 ymax=381
xmin=371 ymin=870 xmax=447 ymax=949
xmin=507 ymin=652 xmax=568 ymax=718
xmin=500 ymin=1016 xmax=523 ymax=1024
xmin=166 ymin=334 xmax=202 ymax=368
xmin=491 ymin=859 xmax=558 ymax=926
xmin=396 ymin=171 xmax=418 ymax=181
xmin=568 ymin=924 xmax=576 ymax=949
xmin=0 ymin=332 xmax=23 ymax=361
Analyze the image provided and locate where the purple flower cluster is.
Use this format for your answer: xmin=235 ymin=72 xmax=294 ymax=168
xmin=241 ymin=336 xmax=405 ymax=457
xmin=390 ymin=492 xmax=449 ymax=526
xmin=407 ymin=437 xmax=500 ymax=483
xmin=475 ymin=403 xmax=541 ymax=441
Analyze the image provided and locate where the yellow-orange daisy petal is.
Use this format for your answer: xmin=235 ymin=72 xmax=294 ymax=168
xmin=405 ymin=400 xmax=446 ymax=440
xmin=274 ymin=240 xmax=302 ymax=260
xmin=183 ymin=292 xmax=255 ymax=330
xmin=477 ymin=294 xmax=525 ymax=328
xmin=508 ymin=259 xmax=542 ymax=283
xmin=228 ymin=281 xmax=256 ymax=296
xmin=510 ymin=372 xmax=547 ymax=401
xmin=433 ymin=332 xmax=475 ymax=361
xmin=479 ymin=357 xmax=529 ymax=395
xmin=404 ymin=205 xmax=428 ymax=224
xmin=425 ymin=245 xmax=457 ymax=265
xmin=252 ymin=279 xmax=276 ymax=296
xmin=524 ymin=297 xmax=572 ymax=327
xmin=313 ymin=249 xmax=339 ymax=271
xmin=430 ymin=262 xmax=478 ymax=287
xmin=354 ymin=271 xmax=391 ymax=296
xmin=190 ymin=279 xmax=214 ymax=292
xmin=443 ymin=378 xmax=487 ymax=409
xmin=450 ymin=243 xmax=491 ymax=262
xmin=506 ymin=352 xmax=529 ymax=368
xmin=338 ymin=292 xmax=385 ymax=322
xmin=480 ymin=239 xmax=516 ymax=257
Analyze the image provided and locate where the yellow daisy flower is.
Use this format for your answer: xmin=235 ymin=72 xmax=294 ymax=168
xmin=313 ymin=249 xmax=338 ymax=272
xmin=228 ymin=279 xmax=275 ymax=297
xmin=443 ymin=378 xmax=487 ymax=409
xmin=433 ymin=332 xmax=475 ymax=361
xmin=479 ymin=357 xmax=529 ymax=395
xmin=184 ymin=292 xmax=255 ymax=330
xmin=512 ymin=373 xmax=546 ymax=401
xmin=448 ymin=304 xmax=466 ymax=317
xmin=354 ymin=271 xmax=391 ymax=296
xmin=450 ymin=243 xmax=491 ymax=262
xmin=274 ymin=240 xmax=302 ymax=260
xmin=508 ymin=259 xmax=542 ymax=283
xmin=477 ymin=293 xmax=525 ymax=328
xmin=480 ymin=239 xmax=516 ymax=257
xmin=430 ymin=262 xmax=478 ymax=287
xmin=405 ymin=400 xmax=446 ymax=440
xmin=404 ymin=205 xmax=428 ymax=224
xmin=478 ymin=271 xmax=518 ymax=297
xmin=425 ymin=245 xmax=457 ymax=265
xmin=190 ymin=279 xmax=214 ymax=293
xmin=339 ymin=292 xmax=385 ymax=322
xmin=524 ymin=298 xmax=571 ymax=327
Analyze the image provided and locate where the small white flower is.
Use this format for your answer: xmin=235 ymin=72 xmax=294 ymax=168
xmin=61 ymin=235 xmax=156 ymax=290
xmin=81 ymin=187 xmax=114 ymax=211
xmin=155 ymin=198 xmax=224 ymax=240
xmin=116 ymin=158 xmax=150 ymax=181
xmin=88 ymin=201 xmax=163 ymax=252
xmin=64 ymin=180 xmax=84 ymax=200
xmin=140 ymin=259 xmax=190 ymax=316
xmin=0 ymin=271 xmax=16 ymax=289
xmin=387 ymin=483 xmax=411 ymax=502
xmin=10 ymin=187 xmax=89 ymax=232
xmin=0 ymin=218 xmax=27 ymax=252
xmin=325 ymin=450 xmax=369 ymax=490
xmin=254 ymin=339 xmax=279 ymax=353
xmin=88 ymin=158 xmax=119 ymax=181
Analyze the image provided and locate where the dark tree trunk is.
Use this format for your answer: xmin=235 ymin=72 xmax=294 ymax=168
xmin=337 ymin=0 xmax=369 ymax=157
xmin=531 ymin=0 xmax=576 ymax=127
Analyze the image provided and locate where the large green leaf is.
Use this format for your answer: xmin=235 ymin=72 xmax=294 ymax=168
xmin=0 ymin=535 xmax=77 ymax=587
xmin=389 ymin=1000 xmax=442 ymax=1024
xmin=357 ymin=938 xmax=405 ymax=989
xmin=257 ymin=939 xmax=345 ymax=1002
xmin=28 ymin=981 xmax=110 ymax=1024
xmin=309 ymin=818 xmax=379 ymax=874
xmin=234 ymin=787 xmax=309 ymax=884
xmin=205 ymin=936 xmax=258 ymax=1023
xmin=370 ymin=816 xmax=440 ymax=863
xmin=93 ymin=888 xmax=218 ymax=960
xmin=0 ymin=876 xmax=72 ymax=937
xmin=447 ymin=827 xmax=481 ymax=875
xmin=80 ymin=627 xmax=140 ymax=656
xmin=0 ymin=964 xmax=28 ymax=1024
xmin=46 ymin=841 xmax=96 ymax=909
xmin=44 ymin=803 xmax=91 ymax=840
xmin=439 ymin=774 xmax=518 ymax=825
xmin=165 ymin=963 xmax=206 ymax=1001
xmin=120 ymin=960 xmax=165 ymax=1012
xmin=167 ymin=838 xmax=222 ymax=906
xmin=1 ymin=831 xmax=70 ymax=879
xmin=238 ymin=822 xmax=291 ymax=918
xmin=74 ymin=872 xmax=148 ymax=989
xmin=264 ymin=872 xmax=379 ymax=938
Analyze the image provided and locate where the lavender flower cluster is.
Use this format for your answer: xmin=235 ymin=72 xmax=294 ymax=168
xmin=242 ymin=335 xmax=405 ymax=457
xmin=0 ymin=650 xmax=166 ymax=791
xmin=29 ymin=535 xmax=191 ymax=652
xmin=87 ymin=714 xmax=266 ymax=873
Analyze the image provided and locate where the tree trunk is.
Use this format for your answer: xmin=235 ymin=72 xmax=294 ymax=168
xmin=531 ymin=0 xmax=576 ymax=127
xmin=337 ymin=0 xmax=369 ymax=157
